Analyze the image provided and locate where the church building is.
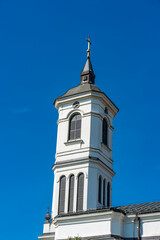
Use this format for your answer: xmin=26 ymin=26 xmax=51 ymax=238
xmin=38 ymin=39 xmax=160 ymax=240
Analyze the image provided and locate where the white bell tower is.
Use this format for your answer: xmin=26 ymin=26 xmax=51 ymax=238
xmin=38 ymin=39 xmax=160 ymax=240
xmin=51 ymin=38 xmax=119 ymax=219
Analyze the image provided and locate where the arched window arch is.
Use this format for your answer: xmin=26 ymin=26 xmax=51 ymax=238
xmin=98 ymin=175 xmax=102 ymax=204
xmin=103 ymin=179 xmax=106 ymax=206
xmin=102 ymin=118 xmax=108 ymax=146
xmin=69 ymin=113 xmax=81 ymax=140
xmin=58 ymin=176 xmax=66 ymax=214
xmin=68 ymin=174 xmax=74 ymax=213
xmin=107 ymin=182 xmax=110 ymax=207
xmin=77 ymin=173 xmax=84 ymax=212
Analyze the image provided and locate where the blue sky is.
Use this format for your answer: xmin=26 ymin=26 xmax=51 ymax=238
xmin=0 ymin=0 xmax=160 ymax=239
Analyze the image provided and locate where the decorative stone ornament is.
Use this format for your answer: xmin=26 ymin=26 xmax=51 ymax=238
xmin=45 ymin=206 xmax=51 ymax=222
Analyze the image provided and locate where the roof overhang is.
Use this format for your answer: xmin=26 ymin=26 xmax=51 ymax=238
xmin=54 ymin=90 xmax=119 ymax=117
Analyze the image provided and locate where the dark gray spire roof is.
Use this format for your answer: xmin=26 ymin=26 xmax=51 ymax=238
xmin=82 ymin=56 xmax=94 ymax=73
xmin=58 ymin=83 xmax=101 ymax=98
xmin=54 ymin=82 xmax=119 ymax=113
xmin=80 ymin=56 xmax=95 ymax=84
xmin=54 ymin=39 xmax=118 ymax=113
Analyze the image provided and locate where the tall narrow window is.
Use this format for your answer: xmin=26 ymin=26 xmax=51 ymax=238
xmin=69 ymin=113 xmax=81 ymax=140
xmin=103 ymin=179 xmax=106 ymax=206
xmin=68 ymin=175 xmax=74 ymax=213
xmin=102 ymin=118 xmax=108 ymax=146
xmin=98 ymin=176 xmax=102 ymax=204
xmin=58 ymin=176 xmax=66 ymax=214
xmin=77 ymin=173 xmax=84 ymax=212
xmin=107 ymin=182 xmax=110 ymax=207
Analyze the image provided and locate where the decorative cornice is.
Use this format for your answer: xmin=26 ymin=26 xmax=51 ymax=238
xmin=101 ymin=142 xmax=112 ymax=152
xmin=54 ymin=90 xmax=119 ymax=117
xmin=38 ymin=232 xmax=55 ymax=240
xmin=55 ymin=147 xmax=113 ymax=166
xmin=52 ymin=156 xmax=115 ymax=177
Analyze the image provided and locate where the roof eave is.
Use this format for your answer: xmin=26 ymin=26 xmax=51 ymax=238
xmin=54 ymin=90 xmax=119 ymax=117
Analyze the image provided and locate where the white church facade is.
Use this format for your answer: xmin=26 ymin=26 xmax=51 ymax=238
xmin=38 ymin=39 xmax=160 ymax=240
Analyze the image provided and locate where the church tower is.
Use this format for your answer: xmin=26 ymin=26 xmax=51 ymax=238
xmin=51 ymin=38 xmax=119 ymax=219
xmin=38 ymin=39 xmax=160 ymax=240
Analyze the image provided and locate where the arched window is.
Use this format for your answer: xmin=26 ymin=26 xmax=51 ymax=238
xmin=58 ymin=176 xmax=66 ymax=214
xmin=102 ymin=118 xmax=108 ymax=146
xmin=98 ymin=175 xmax=102 ymax=204
xmin=77 ymin=173 xmax=84 ymax=212
xmin=107 ymin=182 xmax=110 ymax=207
xmin=68 ymin=174 xmax=74 ymax=213
xmin=103 ymin=179 xmax=106 ymax=206
xmin=69 ymin=113 xmax=81 ymax=140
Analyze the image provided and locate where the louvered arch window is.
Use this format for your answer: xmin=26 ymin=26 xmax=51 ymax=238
xmin=103 ymin=179 xmax=106 ymax=206
xmin=58 ymin=176 xmax=66 ymax=214
xmin=69 ymin=113 xmax=81 ymax=140
xmin=77 ymin=173 xmax=84 ymax=212
xmin=102 ymin=118 xmax=108 ymax=146
xmin=107 ymin=182 xmax=110 ymax=207
xmin=68 ymin=174 xmax=74 ymax=213
xmin=98 ymin=175 xmax=102 ymax=204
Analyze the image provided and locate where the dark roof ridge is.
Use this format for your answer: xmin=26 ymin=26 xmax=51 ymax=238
xmin=55 ymin=201 xmax=160 ymax=219
xmin=114 ymin=201 xmax=160 ymax=215
xmin=113 ymin=200 xmax=160 ymax=209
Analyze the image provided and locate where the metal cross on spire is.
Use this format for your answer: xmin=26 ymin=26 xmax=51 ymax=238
xmin=86 ymin=37 xmax=91 ymax=58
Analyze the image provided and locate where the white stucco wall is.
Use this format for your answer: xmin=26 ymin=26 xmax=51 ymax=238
xmin=52 ymin=161 xmax=89 ymax=218
xmin=38 ymin=90 xmax=160 ymax=240
xmin=55 ymin=95 xmax=114 ymax=168
xmin=51 ymin=91 xmax=117 ymax=218
xmin=54 ymin=213 xmax=112 ymax=240
xmin=39 ymin=211 xmax=160 ymax=240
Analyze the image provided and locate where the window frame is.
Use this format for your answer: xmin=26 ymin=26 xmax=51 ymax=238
xmin=76 ymin=173 xmax=84 ymax=212
xmin=98 ymin=175 xmax=102 ymax=204
xmin=58 ymin=175 xmax=66 ymax=214
xmin=68 ymin=113 xmax=82 ymax=141
xmin=107 ymin=182 xmax=110 ymax=207
xmin=103 ymin=178 xmax=106 ymax=206
xmin=102 ymin=118 xmax=108 ymax=147
xmin=68 ymin=174 xmax=75 ymax=213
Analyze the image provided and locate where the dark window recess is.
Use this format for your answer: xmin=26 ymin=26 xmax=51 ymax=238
xmin=58 ymin=176 xmax=66 ymax=214
xmin=103 ymin=179 xmax=106 ymax=206
xmin=102 ymin=118 xmax=108 ymax=146
xmin=98 ymin=176 xmax=102 ymax=204
xmin=69 ymin=114 xmax=81 ymax=140
xmin=107 ymin=182 xmax=110 ymax=207
xmin=77 ymin=173 xmax=84 ymax=211
xmin=68 ymin=175 xmax=74 ymax=213
xmin=104 ymin=107 xmax=108 ymax=114
xmin=83 ymin=76 xmax=87 ymax=82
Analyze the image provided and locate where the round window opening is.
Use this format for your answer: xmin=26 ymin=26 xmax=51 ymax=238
xmin=73 ymin=101 xmax=80 ymax=108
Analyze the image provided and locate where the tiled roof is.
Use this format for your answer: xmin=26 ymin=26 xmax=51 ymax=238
xmin=56 ymin=201 xmax=160 ymax=218
xmin=114 ymin=201 xmax=160 ymax=215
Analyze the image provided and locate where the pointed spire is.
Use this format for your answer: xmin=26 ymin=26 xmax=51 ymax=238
xmin=80 ymin=37 xmax=95 ymax=84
